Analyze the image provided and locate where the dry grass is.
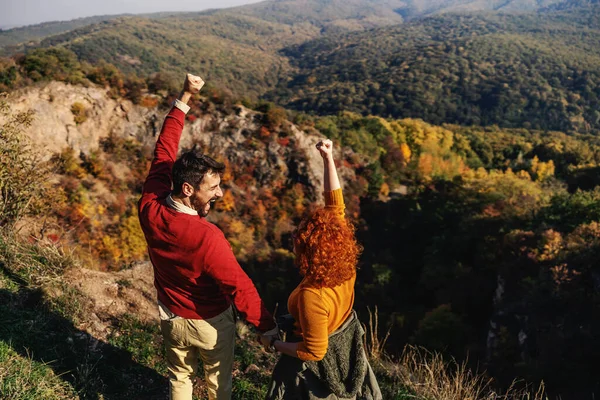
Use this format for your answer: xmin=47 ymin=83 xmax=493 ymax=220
xmin=0 ymin=233 xmax=80 ymax=285
xmin=395 ymin=346 xmax=547 ymax=400
xmin=364 ymin=305 xmax=392 ymax=361
xmin=363 ymin=306 xmax=547 ymax=400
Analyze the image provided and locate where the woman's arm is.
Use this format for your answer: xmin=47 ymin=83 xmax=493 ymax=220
xmin=263 ymin=336 xmax=298 ymax=358
xmin=316 ymin=139 xmax=340 ymax=192
xmin=260 ymin=289 xmax=329 ymax=361
xmin=317 ymin=139 xmax=345 ymax=216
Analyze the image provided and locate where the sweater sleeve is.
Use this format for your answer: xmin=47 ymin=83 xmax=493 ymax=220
xmin=202 ymin=229 xmax=275 ymax=332
xmin=139 ymin=106 xmax=185 ymax=213
xmin=296 ymin=288 xmax=329 ymax=361
xmin=324 ymin=188 xmax=345 ymax=218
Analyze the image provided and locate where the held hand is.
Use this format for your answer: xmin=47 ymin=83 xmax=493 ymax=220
xmin=183 ymin=73 xmax=205 ymax=94
xmin=316 ymin=139 xmax=333 ymax=159
xmin=260 ymin=334 xmax=276 ymax=352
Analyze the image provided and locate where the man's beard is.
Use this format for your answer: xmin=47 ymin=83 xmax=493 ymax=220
xmin=196 ymin=199 xmax=215 ymax=217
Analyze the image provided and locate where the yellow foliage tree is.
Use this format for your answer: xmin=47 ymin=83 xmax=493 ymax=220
xmin=101 ymin=235 xmax=123 ymax=264
xmin=380 ymin=182 xmax=390 ymax=197
xmin=217 ymin=189 xmax=236 ymax=212
xmin=417 ymin=153 xmax=434 ymax=179
xmin=221 ymin=159 xmax=233 ymax=184
xmin=538 ymin=229 xmax=563 ymax=262
xmin=227 ymin=218 xmax=255 ymax=261
xmin=530 ymin=156 xmax=555 ymax=181
xmin=417 ymin=153 xmax=467 ymax=181
xmin=400 ymin=143 xmax=412 ymax=164
xmin=462 ymin=168 xmax=546 ymax=217
xmin=119 ymin=213 xmax=147 ymax=262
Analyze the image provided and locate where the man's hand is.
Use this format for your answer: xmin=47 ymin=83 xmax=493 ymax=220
xmin=316 ymin=139 xmax=333 ymax=159
xmin=259 ymin=333 xmax=277 ymax=353
xmin=178 ymin=73 xmax=205 ymax=104
xmin=183 ymin=73 xmax=205 ymax=94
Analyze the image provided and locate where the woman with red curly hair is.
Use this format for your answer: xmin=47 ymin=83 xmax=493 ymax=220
xmin=262 ymin=139 xmax=382 ymax=400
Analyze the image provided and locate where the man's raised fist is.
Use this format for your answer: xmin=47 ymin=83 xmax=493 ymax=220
xmin=183 ymin=73 xmax=205 ymax=94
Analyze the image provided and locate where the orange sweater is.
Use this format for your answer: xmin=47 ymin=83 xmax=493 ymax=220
xmin=287 ymin=188 xmax=355 ymax=361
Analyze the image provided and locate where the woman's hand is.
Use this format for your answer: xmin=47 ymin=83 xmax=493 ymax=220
xmin=316 ymin=139 xmax=333 ymax=160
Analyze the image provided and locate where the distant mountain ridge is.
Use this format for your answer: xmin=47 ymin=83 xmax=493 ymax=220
xmin=394 ymin=0 xmax=564 ymax=19
xmin=0 ymin=15 xmax=129 ymax=53
xmin=234 ymin=0 xmax=405 ymax=28
xmin=541 ymin=0 xmax=599 ymax=10
xmin=1 ymin=0 xmax=590 ymax=53
xmin=2 ymin=0 xmax=600 ymax=132
xmin=0 ymin=0 xmax=405 ymax=54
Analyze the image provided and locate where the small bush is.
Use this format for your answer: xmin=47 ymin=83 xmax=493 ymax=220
xmin=53 ymin=147 xmax=86 ymax=178
xmin=70 ymin=102 xmax=87 ymax=124
xmin=0 ymin=94 xmax=52 ymax=228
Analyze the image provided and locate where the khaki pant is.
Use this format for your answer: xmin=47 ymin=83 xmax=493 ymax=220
xmin=160 ymin=306 xmax=235 ymax=400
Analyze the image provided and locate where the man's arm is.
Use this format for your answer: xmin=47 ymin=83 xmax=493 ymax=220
xmin=202 ymin=230 xmax=275 ymax=332
xmin=139 ymin=74 xmax=204 ymax=210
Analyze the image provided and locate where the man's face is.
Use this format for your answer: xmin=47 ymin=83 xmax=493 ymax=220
xmin=191 ymin=172 xmax=223 ymax=217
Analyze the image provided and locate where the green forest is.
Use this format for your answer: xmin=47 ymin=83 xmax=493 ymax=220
xmin=271 ymin=7 xmax=600 ymax=133
xmin=2 ymin=4 xmax=600 ymax=132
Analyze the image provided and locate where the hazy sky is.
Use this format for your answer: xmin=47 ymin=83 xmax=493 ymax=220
xmin=0 ymin=0 xmax=264 ymax=29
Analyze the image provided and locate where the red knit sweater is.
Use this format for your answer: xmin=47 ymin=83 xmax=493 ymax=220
xmin=138 ymin=106 xmax=274 ymax=331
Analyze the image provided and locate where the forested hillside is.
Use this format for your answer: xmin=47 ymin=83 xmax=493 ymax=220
xmin=0 ymin=15 xmax=128 ymax=52
xmin=2 ymin=2 xmax=600 ymax=132
xmin=270 ymin=6 xmax=600 ymax=133
xmin=0 ymin=0 xmax=408 ymax=97
xmin=1 ymin=0 xmax=584 ymax=55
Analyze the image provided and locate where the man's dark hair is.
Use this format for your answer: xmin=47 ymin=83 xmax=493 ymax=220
xmin=172 ymin=151 xmax=225 ymax=195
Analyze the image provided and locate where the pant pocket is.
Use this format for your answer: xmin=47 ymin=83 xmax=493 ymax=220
xmin=161 ymin=318 xmax=187 ymax=346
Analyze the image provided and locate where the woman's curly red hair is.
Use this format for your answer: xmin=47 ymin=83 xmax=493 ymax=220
xmin=293 ymin=207 xmax=362 ymax=288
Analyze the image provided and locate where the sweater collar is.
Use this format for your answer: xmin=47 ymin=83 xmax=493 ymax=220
xmin=166 ymin=194 xmax=198 ymax=216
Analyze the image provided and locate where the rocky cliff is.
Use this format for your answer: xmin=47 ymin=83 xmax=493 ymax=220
xmin=5 ymin=81 xmax=336 ymax=199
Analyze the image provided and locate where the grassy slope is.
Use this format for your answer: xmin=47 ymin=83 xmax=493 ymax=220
xmin=0 ymin=231 xmax=418 ymax=399
xmin=0 ymin=233 xmax=280 ymax=399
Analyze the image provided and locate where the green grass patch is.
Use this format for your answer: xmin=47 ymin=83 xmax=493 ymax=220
xmin=0 ymin=341 xmax=77 ymax=399
xmin=232 ymin=376 xmax=266 ymax=399
xmin=107 ymin=313 xmax=167 ymax=374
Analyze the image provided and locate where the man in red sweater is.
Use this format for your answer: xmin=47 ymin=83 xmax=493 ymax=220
xmin=138 ymin=73 xmax=276 ymax=400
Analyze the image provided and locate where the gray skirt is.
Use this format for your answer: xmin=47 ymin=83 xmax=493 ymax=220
xmin=265 ymin=311 xmax=382 ymax=400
